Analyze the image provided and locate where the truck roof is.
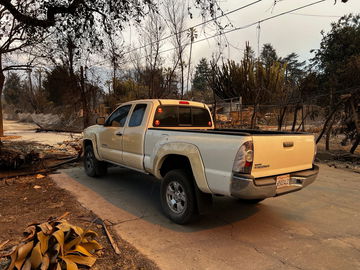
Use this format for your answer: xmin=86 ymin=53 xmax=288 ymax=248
xmin=121 ymin=99 xmax=207 ymax=108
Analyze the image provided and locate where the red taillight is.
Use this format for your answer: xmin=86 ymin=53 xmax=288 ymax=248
xmin=245 ymin=161 xmax=252 ymax=168
xmin=179 ymin=101 xmax=189 ymax=104
xmin=232 ymin=141 xmax=254 ymax=174
xmin=208 ymin=121 xmax=212 ymax=126
xmin=157 ymin=107 xmax=163 ymax=113
xmin=154 ymin=120 xmax=160 ymax=126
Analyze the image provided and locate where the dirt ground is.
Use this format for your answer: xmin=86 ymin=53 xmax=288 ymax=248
xmin=316 ymin=136 xmax=360 ymax=173
xmin=0 ymin=175 xmax=159 ymax=270
xmin=2 ymin=120 xmax=81 ymax=146
xmin=1 ymin=119 xmax=359 ymax=269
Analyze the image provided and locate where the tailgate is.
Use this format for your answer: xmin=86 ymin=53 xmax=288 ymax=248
xmin=251 ymin=134 xmax=315 ymax=178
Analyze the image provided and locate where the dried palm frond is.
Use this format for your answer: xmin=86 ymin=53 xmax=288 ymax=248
xmin=0 ymin=213 xmax=102 ymax=270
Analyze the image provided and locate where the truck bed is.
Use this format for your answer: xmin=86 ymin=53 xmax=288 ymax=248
xmin=147 ymin=127 xmax=315 ymax=181
xmin=149 ymin=128 xmax=309 ymax=136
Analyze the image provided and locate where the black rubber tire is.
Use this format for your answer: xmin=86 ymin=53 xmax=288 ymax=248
xmin=160 ymin=170 xmax=198 ymax=224
xmin=84 ymin=145 xmax=108 ymax=177
xmin=238 ymin=198 xmax=265 ymax=204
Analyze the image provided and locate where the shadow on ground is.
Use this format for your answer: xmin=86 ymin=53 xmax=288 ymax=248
xmin=60 ymin=166 xmax=276 ymax=232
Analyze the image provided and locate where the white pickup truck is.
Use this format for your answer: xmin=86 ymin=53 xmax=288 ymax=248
xmin=83 ymin=99 xmax=318 ymax=224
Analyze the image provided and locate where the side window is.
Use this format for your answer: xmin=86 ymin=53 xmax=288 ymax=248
xmin=129 ymin=104 xmax=147 ymax=127
xmin=106 ymin=105 xmax=131 ymax=127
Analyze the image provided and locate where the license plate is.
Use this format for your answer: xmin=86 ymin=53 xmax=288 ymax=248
xmin=276 ymin=174 xmax=290 ymax=188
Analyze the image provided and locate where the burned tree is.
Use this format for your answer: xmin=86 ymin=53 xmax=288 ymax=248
xmin=0 ymin=0 xmax=156 ymax=135
xmin=164 ymin=0 xmax=189 ymax=98
xmin=0 ymin=7 xmax=39 ymax=136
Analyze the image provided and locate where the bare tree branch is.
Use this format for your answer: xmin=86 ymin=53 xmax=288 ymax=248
xmin=0 ymin=0 xmax=84 ymax=28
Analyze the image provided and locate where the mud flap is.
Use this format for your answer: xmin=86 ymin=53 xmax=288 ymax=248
xmin=194 ymin=184 xmax=213 ymax=215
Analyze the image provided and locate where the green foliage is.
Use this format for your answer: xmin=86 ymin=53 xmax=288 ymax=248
xmin=43 ymin=66 xmax=78 ymax=107
xmin=140 ymin=66 xmax=179 ymax=98
xmin=210 ymin=44 xmax=287 ymax=105
xmin=114 ymin=78 xmax=147 ymax=101
xmin=260 ymin=43 xmax=278 ymax=68
xmin=3 ymin=72 xmax=22 ymax=105
xmin=282 ymin=53 xmax=306 ymax=85
xmin=337 ymin=55 xmax=360 ymax=88
xmin=312 ymin=13 xmax=360 ymax=75
xmin=308 ymin=13 xmax=360 ymax=107
xmin=192 ymin=58 xmax=211 ymax=92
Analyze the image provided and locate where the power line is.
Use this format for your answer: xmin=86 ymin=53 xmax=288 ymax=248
xmin=289 ymin=12 xmax=342 ymax=18
xmin=94 ymin=0 xmax=329 ymax=67
xmin=92 ymin=0 xmax=264 ymax=67
xmin=150 ymin=0 xmax=328 ymax=59
xmin=123 ymin=0 xmax=264 ymax=55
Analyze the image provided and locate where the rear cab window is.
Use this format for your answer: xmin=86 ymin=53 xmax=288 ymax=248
xmin=153 ymin=105 xmax=212 ymax=127
xmin=129 ymin=104 xmax=147 ymax=127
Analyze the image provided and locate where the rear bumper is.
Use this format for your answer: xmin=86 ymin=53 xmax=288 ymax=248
xmin=230 ymin=165 xmax=319 ymax=199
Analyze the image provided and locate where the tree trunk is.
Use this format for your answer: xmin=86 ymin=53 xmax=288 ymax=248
xmin=0 ymin=54 xmax=5 ymax=137
xmin=296 ymin=109 xmax=309 ymax=132
xmin=250 ymin=105 xmax=258 ymax=129
xmin=350 ymin=137 xmax=360 ymax=154
xmin=186 ymin=41 xmax=193 ymax=96
xmin=301 ymin=105 xmax=305 ymax=131
xmin=350 ymin=98 xmax=360 ymax=154
xmin=80 ymin=66 xmax=90 ymax=128
xmin=180 ymin=58 xmax=184 ymax=99
xmin=316 ymin=99 xmax=345 ymax=144
xmin=325 ymin=117 xmax=336 ymax=151
xmin=291 ymin=105 xmax=299 ymax=132
xmin=277 ymin=106 xmax=288 ymax=131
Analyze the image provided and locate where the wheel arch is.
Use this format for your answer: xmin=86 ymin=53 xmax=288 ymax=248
xmin=153 ymin=143 xmax=211 ymax=193
xmin=83 ymin=137 xmax=101 ymax=160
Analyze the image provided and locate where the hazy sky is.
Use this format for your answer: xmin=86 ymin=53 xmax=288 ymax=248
xmin=121 ymin=0 xmax=360 ymax=67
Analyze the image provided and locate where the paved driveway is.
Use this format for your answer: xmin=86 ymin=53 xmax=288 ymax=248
xmin=51 ymin=164 xmax=360 ymax=270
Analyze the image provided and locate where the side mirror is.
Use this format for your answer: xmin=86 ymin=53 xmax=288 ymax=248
xmin=96 ymin=117 xmax=105 ymax=125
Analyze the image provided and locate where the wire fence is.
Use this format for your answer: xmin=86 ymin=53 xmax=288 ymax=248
xmin=210 ymin=98 xmax=327 ymax=132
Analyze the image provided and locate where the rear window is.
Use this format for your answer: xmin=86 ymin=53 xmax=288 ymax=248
xmin=153 ymin=106 xmax=212 ymax=127
xmin=129 ymin=104 xmax=147 ymax=127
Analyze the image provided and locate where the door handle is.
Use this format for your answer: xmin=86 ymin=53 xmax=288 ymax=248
xmin=283 ymin=141 xmax=294 ymax=147
xmin=115 ymin=132 xmax=123 ymax=136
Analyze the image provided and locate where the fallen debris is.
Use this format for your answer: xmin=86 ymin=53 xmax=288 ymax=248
xmin=316 ymin=150 xmax=360 ymax=174
xmin=0 ymin=146 xmax=40 ymax=170
xmin=0 ymin=213 xmax=102 ymax=270
xmin=0 ymin=175 xmax=159 ymax=270
xmin=94 ymin=219 xmax=120 ymax=255
xmin=0 ymin=241 xmax=9 ymax=251
xmin=32 ymin=114 xmax=83 ymax=133
xmin=0 ymin=136 xmax=21 ymax=141
xmin=0 ymin=137 xmax=83 ymax=179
